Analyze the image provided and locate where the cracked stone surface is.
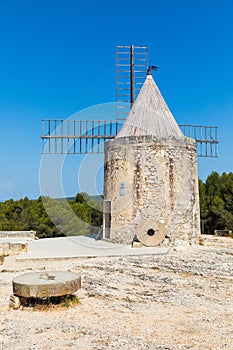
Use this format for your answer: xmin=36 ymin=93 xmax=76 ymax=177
xmin=0 ymin=235 xmax=233 ymax=349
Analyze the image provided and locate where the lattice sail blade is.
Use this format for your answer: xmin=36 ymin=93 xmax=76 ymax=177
xmin=179 ymin=124 xmax=218 ymax=157
xmin=116 ymin=45 xmax=148 ymax=121
xmin=41 ymin=119 xmax=218 ymax=157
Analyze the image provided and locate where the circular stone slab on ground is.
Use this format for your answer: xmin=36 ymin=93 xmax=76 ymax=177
xmin=12 ymin=271 xmax=81 ymax=298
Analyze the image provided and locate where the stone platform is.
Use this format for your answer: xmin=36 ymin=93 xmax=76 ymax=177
xmin=16 ymin=236 xmax=170 ymax=261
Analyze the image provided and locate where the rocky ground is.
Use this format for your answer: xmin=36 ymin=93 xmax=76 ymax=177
xmin=0 ymin=235 xmax=233 ymax=350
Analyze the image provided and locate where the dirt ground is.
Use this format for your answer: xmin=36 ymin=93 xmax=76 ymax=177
xmin=0 ymin=235 xmax=233 ymax=350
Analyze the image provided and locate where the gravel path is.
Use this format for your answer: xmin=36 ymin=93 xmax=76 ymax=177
xmin=0 ymin=235 xmax=233 ymax=349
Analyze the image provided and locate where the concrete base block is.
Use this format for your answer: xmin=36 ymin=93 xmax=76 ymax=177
xmin=132 ymin=241 xmax=143 ymax=248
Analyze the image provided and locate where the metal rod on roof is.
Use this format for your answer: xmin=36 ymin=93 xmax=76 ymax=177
xmin=42 ymin=120 xmax=44 ymax=153
xmin=48 ymin=120 xmax=51 ymax=154
xmin=80 ymin=120 xmax=82 ymax=153
xmin=91 ymin=120 xmax=94 ymax=152
xmin=74 ymin=120 xmax=76 ymax=154
xmin=200 ymin=127 xmax=203 ymax=157
xmin=130 ymin=45 xmax=135 ymax=106
xmin=210 ymin=127 xmax=212 ymax=157
xmin=68 ymin=120 xmax=70 ymax=153
xmin=61 ymin=120 xmax=63 ymax=154
xmin=55 ymin=120 xmax=57 ymax=153
xmin=110 ymin=120 xmax=112 ymax=135
xmin=86 ymin=120 xmax=88 ymax=153
xmin=216 ymin=127 xmax=218 ymax=157
xmin=98 ymin=120 xmax=100 ymax=153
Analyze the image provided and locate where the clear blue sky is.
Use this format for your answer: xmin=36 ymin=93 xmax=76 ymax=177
xmin=0 ymin=0 xmax=233 ymax=200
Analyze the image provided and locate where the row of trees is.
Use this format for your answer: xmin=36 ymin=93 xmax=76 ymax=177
xmin=0 ymin=171 xmax=232 ymax=238
xmin=199 ymin=172 xmax=233 ymax=235
xmin=0 ymin=193 xmax=103 ymax=238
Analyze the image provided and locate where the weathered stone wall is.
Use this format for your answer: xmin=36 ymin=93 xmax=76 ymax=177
xmin=0 ymin=231 xmax=36 ymax=239
xmin=0 ymin=231 xmax=36 ymax=256
xmin=0 ymin=242 xmax=28 ymax=256
xmin=103 ymin=135 xmax=200 ymax=246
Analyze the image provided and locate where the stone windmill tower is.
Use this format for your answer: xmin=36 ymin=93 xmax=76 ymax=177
xmin=103 ymin=68 xmax=200 ymax=246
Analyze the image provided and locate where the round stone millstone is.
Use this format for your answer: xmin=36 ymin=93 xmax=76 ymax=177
xmin=136 ymin=219 xmax=166 ymax=247
xmin=12 ymin=271 xmax=81 ymax=298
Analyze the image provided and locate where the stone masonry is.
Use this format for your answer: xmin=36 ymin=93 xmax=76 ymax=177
xmin=103 ymin=135 xmax=200 ymax=246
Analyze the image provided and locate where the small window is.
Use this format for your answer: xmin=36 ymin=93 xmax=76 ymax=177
xmin=119 ymin=182 xmax=125 ymax=196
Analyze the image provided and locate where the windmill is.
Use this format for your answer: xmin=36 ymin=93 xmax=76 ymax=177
xmin=41 ymin=45 xmax=219 ymax=246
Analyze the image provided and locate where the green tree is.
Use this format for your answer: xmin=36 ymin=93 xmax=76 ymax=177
xmin=199 ymin=171 xmax=233 ymax=234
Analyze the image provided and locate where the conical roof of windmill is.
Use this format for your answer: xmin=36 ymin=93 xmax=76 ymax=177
xmin=116 ymin=71 xmax=184 ymax=139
